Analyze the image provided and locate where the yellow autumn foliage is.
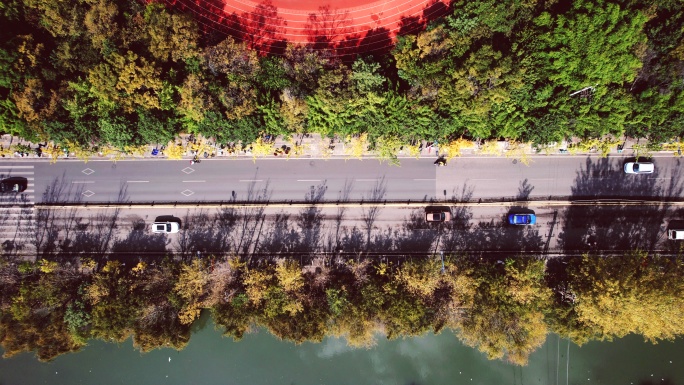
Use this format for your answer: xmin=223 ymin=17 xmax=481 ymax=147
xmin=174 ymin=260 xmax=208 ymax=325
xmin=442 ymin=138 xmax=476 ymax=159
xmin=276 ymin=260 xmax=304 ymax=293
xmin=344 ymin=133 xmax=368 ymax=160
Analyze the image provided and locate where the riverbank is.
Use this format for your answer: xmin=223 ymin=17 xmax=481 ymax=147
xmin=2 ymin=313 xmax=682 ymax=385
xmin=2 ymin=252 xmax=683 ymax=365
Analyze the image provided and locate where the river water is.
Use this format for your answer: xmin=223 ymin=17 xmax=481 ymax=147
xmin=1 ymin=316 xmax=682 ymax=385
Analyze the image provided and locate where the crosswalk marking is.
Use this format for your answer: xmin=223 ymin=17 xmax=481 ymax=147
xmin=0 ymin=165 xmax=36 ymax=256
xmin=0 ymin=171 xmax=35 ymax=175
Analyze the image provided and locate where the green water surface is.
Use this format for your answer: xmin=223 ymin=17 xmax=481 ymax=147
xmin=1 ymin=317 xmax=682 ymax=385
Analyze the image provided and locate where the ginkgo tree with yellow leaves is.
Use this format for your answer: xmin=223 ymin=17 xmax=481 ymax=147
xmin=3 ymin=0 xmax=683 ymax=156
xmin=3 ymin=250 xmax=684 ymax=364
xmin=562 ymin=252 xmax=684 ymax=344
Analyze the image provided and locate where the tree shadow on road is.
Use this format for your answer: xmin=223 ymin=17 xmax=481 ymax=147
xmin=296 ymin=182 xmax=328 ymax=255
xmin=516 ymin=179 xmax=534 ymax=201
xmin=57 ymin=184 xmax=129 ymax=266
xmin=31 ymin=174 xmax=84 ymax=260
xmin=362 ymin=177 xmax=387 ymax=248
xmin=175 ymin=180 xmax=272 ymax=261
xmin=392 ymin=209 xmax=439 ymax=254
xmin=326 ymin=179 xmax=353 ymax=252
xmin=257 ymin=182 xmax=328 ymax=257
xmin=440 ymin=185 xmax=475 ymax=253
xmin=28 ymin=177 xmax=131 ymax=267
xmin=177 ymin=209 xmax=234 ymax=262
xmin=558 ymin=157 xmax=683 ymax=253
xmin=110 ymin=219 xmax=169 ymax=262
xmin=440 ymin=183 xmax=544 ymax=255
xmin=26 ymin=159 xmax=684 ymax=263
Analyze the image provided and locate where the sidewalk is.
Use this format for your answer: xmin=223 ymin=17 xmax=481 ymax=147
xmin=0 ymin=133 xmax=680 ymax=163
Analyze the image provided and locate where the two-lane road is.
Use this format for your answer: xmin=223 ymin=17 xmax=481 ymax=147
xmin=11 ymin=155 xmax=681 ymax=203
xmin=2 ymin=156 xmax=684 ymax=256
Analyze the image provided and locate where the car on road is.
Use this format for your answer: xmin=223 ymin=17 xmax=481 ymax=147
xmin=669 ymin=229 xmax=684 ymax=240
xmin=0 ymin=177 xmax=27 ymax=193
xmin=425 ymin=209 xmax=451 ymax=222
xmin=508 ymin=213 xmax=536 ymax=225
xmin=151 ymin=222 xmax=180 ymax=234
xmin=624 ymin=161 xmax=654 ymax=174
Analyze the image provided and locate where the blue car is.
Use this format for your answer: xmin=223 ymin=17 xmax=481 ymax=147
xmin=508 ymin=213 xmax=536 ymax=225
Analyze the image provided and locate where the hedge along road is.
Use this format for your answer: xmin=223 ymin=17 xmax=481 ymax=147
xmin=16 ymin=155 xmax=684 ymax=204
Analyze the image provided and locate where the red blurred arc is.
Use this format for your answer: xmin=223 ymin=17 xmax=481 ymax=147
xmin=159 ymin=0 xmax=450 ymax=55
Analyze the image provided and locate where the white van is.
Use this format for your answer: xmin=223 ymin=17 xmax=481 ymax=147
xmin=668 ymin=229 xmax=684 ymax=240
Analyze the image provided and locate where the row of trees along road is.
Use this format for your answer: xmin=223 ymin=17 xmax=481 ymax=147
xmin=1 ymin=0 xmax=684 ymax=149
xmin=1 ymin=252 xmax=684 ymax=365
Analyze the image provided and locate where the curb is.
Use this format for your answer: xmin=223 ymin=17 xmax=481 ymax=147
xmin=31 ymin=199 xmax=684 ymax=210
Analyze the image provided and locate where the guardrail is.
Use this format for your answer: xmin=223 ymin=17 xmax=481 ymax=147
xmin=31 ymin=196 xmax=684 ymax=209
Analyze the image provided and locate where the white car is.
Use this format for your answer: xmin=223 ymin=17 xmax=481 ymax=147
xmin=624 ymin=162 xmax=654 ymax=174
xmin=151 ymin=222 xmax=180 ymax=234
xmin=669 ymin=229 xmax=684 ymax=240
xmin=425 ymin=210 xmax=451 ymax=222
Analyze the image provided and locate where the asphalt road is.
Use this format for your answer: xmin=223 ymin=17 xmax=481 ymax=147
xmin=5 ymin=155 xmax=677 ymax=203
xmin=2 ymin=155 xmax=684 ymax=256
xmin=4 ymin=202 xmax=683 ymax=257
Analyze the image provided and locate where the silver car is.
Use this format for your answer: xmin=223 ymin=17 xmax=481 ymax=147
xmin=151 ymin=222 xmax=180 ymax=234
xmin=624 ymin=162 xmax=654 ymax=174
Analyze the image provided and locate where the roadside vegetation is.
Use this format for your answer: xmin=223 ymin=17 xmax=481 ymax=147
xmin=1 ymin=0 xmax=684 ymax=153
xmin=1 ymin=251 xmax=684 ymax=365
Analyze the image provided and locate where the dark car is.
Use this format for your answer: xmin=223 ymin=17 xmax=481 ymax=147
xmin=0 ymin=177 xmax=28 ymax=193
xmin=508 ymin=213 xmax=536 ymax=225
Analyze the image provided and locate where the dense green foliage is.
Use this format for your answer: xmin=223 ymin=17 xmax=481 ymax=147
xmin=2 ymin=252 xmax=684 ymax=365
xmin=1 ymin=0 xmax=683 ymax=147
